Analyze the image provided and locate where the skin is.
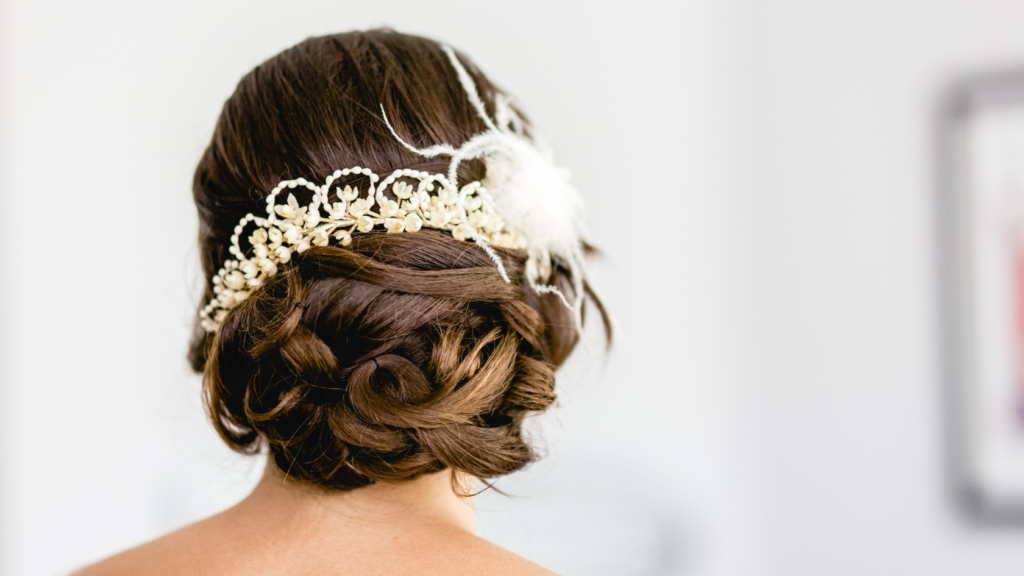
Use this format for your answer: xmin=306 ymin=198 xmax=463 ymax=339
xmin=73 ymin=460 xmax=557 ymax=576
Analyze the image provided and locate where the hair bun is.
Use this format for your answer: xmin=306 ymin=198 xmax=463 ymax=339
xmin=190 ymin=31 xmax=609 ymax=491
xmin=203 ymin=232 xmax=582 ymax=489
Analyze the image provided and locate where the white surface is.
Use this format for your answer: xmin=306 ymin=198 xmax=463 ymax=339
xmin=0 ymin=2 xmax=749 ymax=575
xmin=6 ymin=1 xmax=1024 ymax=575
xmin=738 ymin=2 xmax=1024 ymax=574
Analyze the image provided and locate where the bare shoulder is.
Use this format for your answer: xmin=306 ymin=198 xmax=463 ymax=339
xmin=68 ymin=515 xmax=234 ymax=576
xmin=69 ymin=517 xmax=556 ymax=576
xmin=426 ymin=528 xmax=559 ymax=576
xmin=70 ymin=543 xmax=180 ymax=576
xmin=70 ymin=543 xmax=179 ymax=575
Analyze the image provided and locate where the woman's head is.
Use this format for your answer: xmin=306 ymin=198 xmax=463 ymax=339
xmin=190 ymin=29 xmax=608 ymax=491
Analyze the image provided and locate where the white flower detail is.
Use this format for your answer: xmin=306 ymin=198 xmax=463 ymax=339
xmin=334 ymin=230 xmax=352 ymax=246
xmin=327 ymin=202 xmax=347 ymax=219
xmin=384 ymin=218 xmax=405 ymax=233
xmin=217 ymin=289 xmax=233 ymax=304
xmin=452 ymin=223 xmax=476 ymax=241
xmin=249 ymin=228 xmax=268 ymax=245
xmin=426 ymin=196 xmax=446 ymax=214
xmin=240 ymin=260 xmax=258 ymax=279
xmin=469 ymin=211 xmax=489 ymax=228
xmin=275 ymin=193 xmax=306 ymax=222
xmin=224 ymin=270 xmax=246 ymax=290
xmin=341 ymin=185 xmax=359 ymax=201
xmin=427 ymin=210 xmax=449 ymax=228
xmin=304 ymin=207 xmax=321 ymax=228
xmin=393 ymin=182 xmax=414 ymax=199
xmin=349 ymin=197 xmax=374 ymax=217
xmin=379 ymin=199 xmax=400 ymax=218
xmin=268 ymin=227 xmax=283 ymax=247
xmin=484 ymin=214 xmax=504 ymax=233
xmin=356 ymin=215 xmax=375 ymax=232
xmin=275 ymin=246 xmax=291 ymax=263
xmin=404 ymin=213 xmax=423 ymax=232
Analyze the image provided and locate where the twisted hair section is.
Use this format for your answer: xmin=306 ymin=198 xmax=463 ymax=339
xmin=204 ymin=232 xmax=590 ymax=489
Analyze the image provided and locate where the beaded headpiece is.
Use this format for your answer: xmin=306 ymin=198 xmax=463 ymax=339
xmin=200 ymin=45 xmax=591 ymax=334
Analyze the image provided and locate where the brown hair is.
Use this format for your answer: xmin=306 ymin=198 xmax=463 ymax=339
xmin=189 ymin=29 xmax=609 ymax=491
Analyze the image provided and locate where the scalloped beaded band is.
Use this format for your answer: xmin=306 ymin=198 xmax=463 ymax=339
xmin=199 ymin=166 xmax=526 ymax=332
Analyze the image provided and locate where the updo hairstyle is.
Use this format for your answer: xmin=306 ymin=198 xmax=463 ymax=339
xmin=188 ymin=29 xmax=609 ymax=491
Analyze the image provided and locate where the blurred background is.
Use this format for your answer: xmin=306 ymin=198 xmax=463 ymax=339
xmin=5 ymin=0 xmax=1024 ymax=574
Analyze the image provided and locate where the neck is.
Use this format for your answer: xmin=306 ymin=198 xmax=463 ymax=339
xmin=228 ymin=457 xmax=476 ymax=536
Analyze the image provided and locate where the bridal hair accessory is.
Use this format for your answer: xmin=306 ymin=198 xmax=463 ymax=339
xmin=199 ymin=166 xmax=525 ymax=331
xmin=200 ymin=45 xmax=591 ymax=334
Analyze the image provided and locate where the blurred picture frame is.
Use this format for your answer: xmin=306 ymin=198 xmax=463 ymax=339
xmin=941 ymin=69 xmax=1024 ymax=522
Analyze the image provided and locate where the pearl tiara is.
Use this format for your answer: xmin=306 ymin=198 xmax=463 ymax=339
xmin=199 ymin=167 xmax=526 ymax=331
xmin=201 ymin=45 xmax=592 ymax=334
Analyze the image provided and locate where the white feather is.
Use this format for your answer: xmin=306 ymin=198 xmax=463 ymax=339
xmin=481 ymin=133 xmax=587 ymax=264
xmin=380 ymin=44 xmax=593 ymax=334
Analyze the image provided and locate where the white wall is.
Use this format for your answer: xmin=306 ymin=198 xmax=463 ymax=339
xmin=6 ymin=1 xmax=1024 ymax=575
xmin=0 ymin=2 xmax=749 ymax=575
xmin=738 ymin=1 xmax=1024 ymax=574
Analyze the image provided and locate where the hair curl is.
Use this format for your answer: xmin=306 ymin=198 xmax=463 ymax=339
xmin=189 ymin=29 xmax=609 ymax=491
